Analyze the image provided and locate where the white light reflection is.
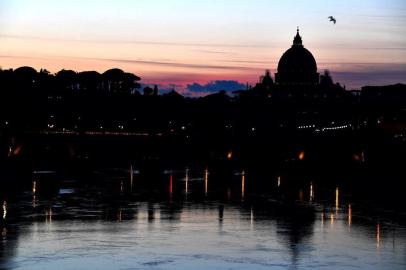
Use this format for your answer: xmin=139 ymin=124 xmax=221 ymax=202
xmin=310 ymin=182 xmax=314 ymax=202
xmin=185 ymin=168 xmax=189 ymax=195
xmin=2 ymin=201 xmax=7 ymax=219
xmin=45 ymin=208 xmax=52 ymax=223
xmin=32 ymin=195 xmax=37 ymax=208
xmin=32 ymin=181 xmax=37 ymax=194
xmin=335 ymin=187 xmax=339 ymax=215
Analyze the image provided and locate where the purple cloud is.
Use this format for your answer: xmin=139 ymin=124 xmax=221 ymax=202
xmin=186 ymin=80 xmax=247 ymax=94
xmin=331 ymin=70 xmax=406 ymax=89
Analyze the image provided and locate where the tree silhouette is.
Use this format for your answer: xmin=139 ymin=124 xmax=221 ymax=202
xmin=14 ymin=66 xmax=38 ymax=93
xmin=78 ymin=71 xmax=101 ymax=94
xmin=122 ymin=72 xmax=141 ymax=94
xmin=56 ymin=69 xmax=78 ymax=92
xmin=102 ymin=68 xmax=141 ymax=94
xmin=37 ymin=69 xmax=54 ymax=95
xmin=143 ymin=86 xmax=153 ymax=96
xmin=102 ymin=68 xmax=124 ymax=93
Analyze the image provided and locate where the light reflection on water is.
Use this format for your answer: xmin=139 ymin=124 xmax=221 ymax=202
xmin=0 ymin=168 xmax=405 ymax=270
xmin=204 ymin=168 xmax=209 ymax=197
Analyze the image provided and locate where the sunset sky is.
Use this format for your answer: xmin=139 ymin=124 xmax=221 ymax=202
xmin=0 ymin=0 xmax=405 ymax=95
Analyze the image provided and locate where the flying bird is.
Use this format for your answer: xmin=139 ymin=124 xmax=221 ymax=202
xmin=328 ymin=16 xmax=337 ymax=24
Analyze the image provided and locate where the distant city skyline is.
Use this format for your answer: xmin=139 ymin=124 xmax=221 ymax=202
xmin=0 ymin=0 xmax=405 ymax=95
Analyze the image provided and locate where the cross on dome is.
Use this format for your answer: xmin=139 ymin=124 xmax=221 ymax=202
xmin=293 ymin=27 xmax=303 ymax=46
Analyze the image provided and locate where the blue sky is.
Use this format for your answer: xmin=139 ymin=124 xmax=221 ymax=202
xmin=0 ymin=0 xmax=405 ymax=93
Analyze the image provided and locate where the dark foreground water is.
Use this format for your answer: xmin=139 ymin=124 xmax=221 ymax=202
xmin=1 ymin=167 xmax=405 ymax=270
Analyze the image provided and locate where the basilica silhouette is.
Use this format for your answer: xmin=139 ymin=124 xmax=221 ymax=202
xmin=275 ymin=28 xmax=319 ymax=86
xmin=248 ymin=28 xmax=345 ymax=99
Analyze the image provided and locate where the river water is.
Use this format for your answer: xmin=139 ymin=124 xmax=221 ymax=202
xmin=0 ymin=167 xmax=405 ymax=269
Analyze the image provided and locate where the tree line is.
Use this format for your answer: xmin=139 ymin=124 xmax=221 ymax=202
xmin=0 ymin=66 xmax=146 ymax=96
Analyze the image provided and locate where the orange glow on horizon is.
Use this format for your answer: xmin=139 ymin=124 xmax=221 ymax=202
xmin=1 ymin=0 xmax=405 ymax=92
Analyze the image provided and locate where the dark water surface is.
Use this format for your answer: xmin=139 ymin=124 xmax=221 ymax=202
xmin=0 ymin=167 xmax=405 ymax=270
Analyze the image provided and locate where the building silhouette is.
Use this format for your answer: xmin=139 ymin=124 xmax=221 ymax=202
xmin=249 ymin=28 xmax=346 ymax=100
xmin=275 ymin=28 xmax=319 ymax=86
